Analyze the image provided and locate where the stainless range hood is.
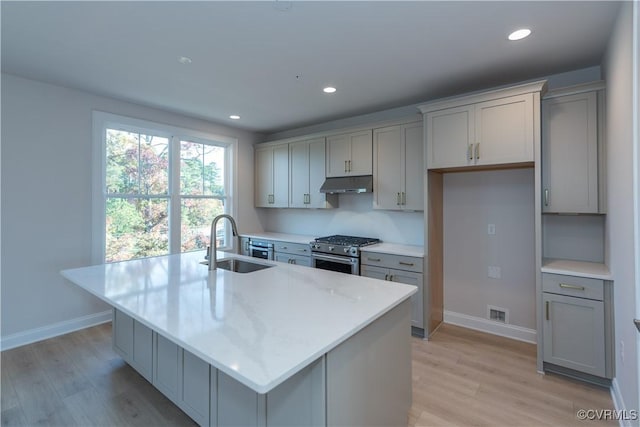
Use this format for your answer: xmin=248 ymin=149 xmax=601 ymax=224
xmin=319 ymin=175 xmax=373 ymax=194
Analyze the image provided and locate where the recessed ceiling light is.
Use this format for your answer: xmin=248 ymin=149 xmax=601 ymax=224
xmin=178 ymin=56 xmax=192 ymax=64
xmin=229 ymin=115 xmax=240 ymax=120
xmin=508 ymin=29 xmax=531 ymax=41
xmin=323 ymin=86 xmax=337 ymax=94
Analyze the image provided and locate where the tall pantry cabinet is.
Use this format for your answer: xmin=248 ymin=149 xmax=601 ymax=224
xmin=540 ymin=81 xmax=613 ymax=383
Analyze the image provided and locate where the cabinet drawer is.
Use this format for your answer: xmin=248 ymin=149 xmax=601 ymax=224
xmin=274 ymin=241 xmax=311 ymax=256
xmin=275 ymin=253 xmax=311 ymax=267
xmin=542 ymin=273 xmax=603 ymax=301
xmin=361 ymin=252 xmax=423 ymax=273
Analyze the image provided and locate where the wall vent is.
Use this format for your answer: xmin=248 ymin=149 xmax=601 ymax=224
xmin=487 ymin=305 xmax=509 ymax=323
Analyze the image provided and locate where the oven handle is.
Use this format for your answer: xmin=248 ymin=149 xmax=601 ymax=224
xmin=312 ymin=253 xmax=355 ymax=265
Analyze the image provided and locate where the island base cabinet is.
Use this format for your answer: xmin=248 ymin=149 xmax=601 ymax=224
xmin=214 ymin=358 xmax=325 ymax=427
xmin=326 ymin=299 xmax=411 ymax=427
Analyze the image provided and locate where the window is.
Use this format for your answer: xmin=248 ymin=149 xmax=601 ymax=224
xmin=93 ymin=112 xmax=236 ymax=263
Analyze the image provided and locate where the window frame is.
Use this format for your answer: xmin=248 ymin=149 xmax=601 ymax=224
xmin=92 ymin=111 xmax=238 ymax=264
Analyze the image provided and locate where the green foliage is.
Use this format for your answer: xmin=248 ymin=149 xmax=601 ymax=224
xmin=105 ymin=131 xmax=225 ymax=262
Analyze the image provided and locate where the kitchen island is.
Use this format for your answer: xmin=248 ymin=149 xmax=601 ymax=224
xmin=61 ymin=250 xmax=416 ymax=427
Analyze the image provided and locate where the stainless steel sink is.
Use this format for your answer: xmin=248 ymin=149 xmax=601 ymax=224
xmin=200 ymin=258 xmax=273 ymax=273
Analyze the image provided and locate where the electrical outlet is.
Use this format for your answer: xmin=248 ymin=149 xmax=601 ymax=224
xmin=488 ymin=266 xmax=501 ymax=279
xmin=488 ymin=224 xmax=496 ymax=235
xmin=620 ymin=340 xmax=625 ymax=365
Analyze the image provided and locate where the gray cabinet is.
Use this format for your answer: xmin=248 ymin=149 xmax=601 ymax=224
xmin=112 ymin=309 xmax=153 ymax=382
xmin=274 ymin=241 xmax=311 ymax=267
xmin=373 ymin=122 xmax=424 ymax=211
xmin=255 ymin=143 xmax=289 ymax=207
xmin=326 ymin=130 xmax=372 ymax=177
xmin=289 ymin=138 xmax=337 ymax=209
xmin=361 ymin=253 xmax=424 ymax=331
xmin=421 ymin=82 xmax=545 ymax=170
xmin=542 ymin=273 xmax=611 ymax=379
xmin=154 ymin=333 xmax=180 ymax=400
xmin=542 ymin=84 xmax=603 ymax=213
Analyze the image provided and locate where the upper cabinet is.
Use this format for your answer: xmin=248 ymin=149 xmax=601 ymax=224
xmin=326 ymin=130 xmax=373 ymax=177
xmin=373 ymin=122 xmax=424 ymax=211
xmin=542 ymin=82 xmax=604 ymax=214
xmin=419 ymin=81 xmax=546 ymax=170
xmin=289 ymin=137 xmax=337 ymax=209
xmin=255 ymin=143 xmax=289 ymax=208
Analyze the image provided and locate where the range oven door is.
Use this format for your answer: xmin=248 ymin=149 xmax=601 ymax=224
xmin=311 ymin=253 xmax=359 ymax=275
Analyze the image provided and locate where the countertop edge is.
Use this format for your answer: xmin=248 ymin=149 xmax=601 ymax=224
xmin=541 ymin=258 xmax=612 ymax=281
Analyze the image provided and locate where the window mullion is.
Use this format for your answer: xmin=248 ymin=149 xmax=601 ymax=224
xmin=169 ymin=136 xmax=182 ymax=254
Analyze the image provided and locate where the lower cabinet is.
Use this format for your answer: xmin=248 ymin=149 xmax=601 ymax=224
xmin=542 ymin=273 xmax=612 ymax=380
xmin=360 ymin=253 xmax=424 ymax=332
xmin=274 ymin=241 xmax=311 ymax=267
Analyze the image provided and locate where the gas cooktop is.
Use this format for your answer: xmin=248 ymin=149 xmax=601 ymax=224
xmin=313 ymin=235 xmax=380 ymax=247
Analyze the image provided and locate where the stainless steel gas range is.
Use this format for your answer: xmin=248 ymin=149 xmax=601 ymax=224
xmin=310 ymin=235 xmax=380 ymax=275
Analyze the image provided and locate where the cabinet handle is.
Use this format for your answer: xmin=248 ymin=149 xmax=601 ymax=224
xmin=298 ymin=248 xmax=307 ymax=252
xmin=546 ymin=301 xmax=550 ymax=321
xmin=397 ymin=192 xmax=401 ymax=205
xmin=559 ymin=283 xmax=585 ymax=291
xmin=402 ymin=192 xmax=406 ymax=205
xmin=475 ymin=143 xmax=480 ymax=160
xmin=348 ymin=160 xmax=352 ymax=172
xmin=467 ymin=145 xmax=473 ymax=160
xmin=399 ymin=261 xmax=414 ymax=266
xmin=281 ymin=246 xmax=288 ymax=250
xmin=268 ymin=194 xmax=274 ymax=204
xmin=367 ymin=257 xmax=381 ymax=262
xmin=544 ymin=189 xmax=549 ymax=207
xmin=388 ymin=275 xmax=394 ymax=281
xmin=384 ymin=274 xmax=389 ymax=280
xmin=344 ymin=160 xmax=348 ymax=173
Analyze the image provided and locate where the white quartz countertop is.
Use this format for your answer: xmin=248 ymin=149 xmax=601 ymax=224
xmin=361 ymin=243 xmax=425 ymax=258
xmin=61 ymin=251 xmax=416 ymax=394
xmin=542 ymin=258 xmax=612 ymax=280
xmin=240 ymin=232 xmax=317 ymax=244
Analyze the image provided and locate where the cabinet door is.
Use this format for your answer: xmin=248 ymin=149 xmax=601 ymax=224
xmin=360 ymin=265 xmax=389 ymax=281
xmin=402 ymin=122 xmax=424 ymax=211
xmin=179 ymin=350 xmax=210 ymax=426
xmin=390 ymin=270 xmax=424 ymax=329
xmin=132 ymin=321 xmax=153 ymax=382
xmin=542 ymin=91 xmax=598 ymax=213
xmin=326 ymin=133 xmax=351 ymax=177
xmin=348 ymin=130 xmax=373 ymax=175
xmin=373 ymin=126 xmax=403 ymax=210
xmin=308 ymin=138 xmax=330 ymax=208
xmin=113 ymin=309 xmax=133 ymax=361
xmin=543 ymin=293 xmax=605 ymax=377
xmin=255 ymin=147 xmax=273 ymax=207
xmin=289 ymin=141 xmax=310 ymax=208
xmin=474 ymin=93 xmax=534 ymax=166
xmin=154 ymin=334 xmax=180 ymax=401
xmin=426 ymin=105 xmax=474 ymax=169
xmin=273 ymin=144 xmax=289 ymax=207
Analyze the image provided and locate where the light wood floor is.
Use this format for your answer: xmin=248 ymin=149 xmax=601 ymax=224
xmin=1 ymin=322 xmax=615 ymax=426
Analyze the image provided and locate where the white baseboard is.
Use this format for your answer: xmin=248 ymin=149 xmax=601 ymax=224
xmin=610 ymin=378 xmax=634 ymax=427
xmin=444 ymin=310 xmax=537 ymax=344
xmin=1 ymin=310 xmax=112 ymax=351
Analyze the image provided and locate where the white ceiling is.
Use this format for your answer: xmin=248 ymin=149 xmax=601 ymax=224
xmin=1 ymin=1 xmax=621 ymax=134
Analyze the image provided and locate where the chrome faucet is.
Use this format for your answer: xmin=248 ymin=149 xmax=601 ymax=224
xmin=208 ymin=214 xmax=239 ymax=271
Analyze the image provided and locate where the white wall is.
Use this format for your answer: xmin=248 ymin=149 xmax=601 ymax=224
xmin=443 ymin=169 xmax=536 ymax=330
xmin=259 ymin=194 xmax=424 ymax=245
xmin=602 ymin=1 xmax=638 ymax=418
xmin=0 ymin=74 xmax=261 ymax=346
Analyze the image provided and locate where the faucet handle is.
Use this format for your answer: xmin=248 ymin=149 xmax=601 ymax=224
xmin=205 ymin=246 xmax=210 ymax=260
